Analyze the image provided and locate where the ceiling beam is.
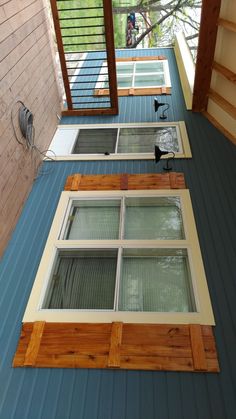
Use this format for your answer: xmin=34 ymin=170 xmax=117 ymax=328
xmin=218 ymin=18 xmax=236 ymax=33
xmin=212 ymin=61 xmax=236 ymax=84
xmin=192 ymin=0 xmax=221 ymax=112
xmin=208 ymin=89 xmax=236 ymax=119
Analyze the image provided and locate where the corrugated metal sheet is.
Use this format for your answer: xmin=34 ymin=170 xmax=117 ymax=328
xmin=0 ymin=48 xmax=236 ymax=419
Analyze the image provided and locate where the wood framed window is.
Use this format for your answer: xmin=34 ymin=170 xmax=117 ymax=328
xmin=95 ymin=56 xmax=171 ymax=96
xmin=14 ymin=173 xmax=219 ymax=372
xmin=48 ymin=122 xmax=191 ymax=160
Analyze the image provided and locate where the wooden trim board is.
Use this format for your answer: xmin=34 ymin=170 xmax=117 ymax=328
xmin=64 ymin=173 xmax=186 ymax=191
xmin=13 ymin=322 xmax=219 ymax=372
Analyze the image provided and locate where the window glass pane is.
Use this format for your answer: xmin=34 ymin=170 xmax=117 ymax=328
xmin=117 ymin=127 xmax=179 ymax=153
xmin=135 ymin=62 xmax=164 ymax=73
xmin=134 ymin=74 xmax=165 ymax=87
xmin=156 ymin=127 xmax=180 ymax=152
xmin=72 ymin=128 xmax=117 ymax=154
xmin=124 ymin=197 xmax=184 ymax=240
xmin=117 ymin=75 xmax=133 ymax=88
xmin=117 ymin=63 xmax=134 ymax=74
xmin=119 ymin=249 xmax=195 ymax=312
xmin=43 ymin=250 xmax=117 ymax=309
xmin=65 ymin=200 xmax=120 ymax=240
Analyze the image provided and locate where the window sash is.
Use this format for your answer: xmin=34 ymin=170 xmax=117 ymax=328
xmin=62 ymin=196 xmax=185 ymax=241
xmin=72 ymin=125 xmax=183 ymax=156
xmin=42 ymin=194 xmax=193 ymax=312
xmin=47 ymin=122 xmax=192 ymax=160
xmin=23 ymin=189 xmax=214 ymax=325
xmin=106 ymin=60 xmax=169 ymax=89
xmin=42 ymin=247 xmax=196 ymax=313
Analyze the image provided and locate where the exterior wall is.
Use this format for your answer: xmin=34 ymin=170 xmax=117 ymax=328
xmin=0 ymin=48 xmax=236 ymax=418
xmin=0 ymin=0 xmax=62 ymax=257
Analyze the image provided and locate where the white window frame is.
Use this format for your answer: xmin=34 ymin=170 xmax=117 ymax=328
xmin=47 ymin=122 xmax=192 ymax=160
xmin=23 ymin=189 xmax=214 ymax=325
xmin=96 ymin=60 xmax=171 ymax=90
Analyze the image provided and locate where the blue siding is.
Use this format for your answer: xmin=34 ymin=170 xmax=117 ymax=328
xmin=0 ymin=48 xmax=236 ymax=419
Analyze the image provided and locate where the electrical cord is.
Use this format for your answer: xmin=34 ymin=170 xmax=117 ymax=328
xmin=11 ymin=100 xmax=56 ymax=179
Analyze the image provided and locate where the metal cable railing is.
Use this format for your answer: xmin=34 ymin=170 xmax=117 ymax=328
xmin=50 ymin=0 xmax=118 ymax=116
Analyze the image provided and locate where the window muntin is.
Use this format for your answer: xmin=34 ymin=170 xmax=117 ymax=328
xmin=99 ymin=60 xmax=171 ymax=90
xmin=23 ymin=190 xmax=214 ymax=325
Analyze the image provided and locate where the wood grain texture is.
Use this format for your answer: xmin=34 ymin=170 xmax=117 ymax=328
xmin=190 ymin=324 xmax=207 ymax=371
xmin=208 ymin=89 xmax=236 ymax=119
xmin=95 ymin=87 xmax=171 ymax=97
xmin=116 ymin=56 xmax=167 ymax=62
xmin=102 ymin=0 xmax=118 ymax=112
xmin=192 ymin=0 xmax=221 ymax=111
xmin=24 ymin=321 xmax=45 ymax=366
xmin=212 ymin=61 xmax=236 ymax=84
xmin=218 ymin=18 xmax=236 ymax=33
xmin=108 ymin=322 xmax=123 ymax=367
xmin=64 ymin=173 xmax=186 ymax=191
xmin=13 ymin=322 xmax=220 ymax=372
xmin=0 ymin=0 xmax=61 ymax=257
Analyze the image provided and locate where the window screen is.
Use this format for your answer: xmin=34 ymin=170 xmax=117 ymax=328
xmin=72 ymin=128 xmax=117 ymax=154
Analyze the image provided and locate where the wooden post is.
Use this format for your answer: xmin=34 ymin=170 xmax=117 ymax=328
xmin=103 ymin=0 xmax=118 ymax=113
xmin=192 ymin=0 xmax=221 ymax=111
xmin=50 ymin=0 xmax=73 ymax=109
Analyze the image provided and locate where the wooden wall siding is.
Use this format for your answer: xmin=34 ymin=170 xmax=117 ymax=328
xmin=13 ymin=322 xmax=219 ymax=372
xmin=64 ymin=172 xmax=186 ymax=191
xmin=0 ymin=0 xmax=61 ymax=257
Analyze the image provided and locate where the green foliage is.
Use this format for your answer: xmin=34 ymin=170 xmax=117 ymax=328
xmin=58 ymin=0 xmax=105 ymax=53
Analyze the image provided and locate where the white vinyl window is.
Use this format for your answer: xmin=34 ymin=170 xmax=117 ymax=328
xmin=47 ymin=122 xmax=191 ymax=160
xmin=96 ymin=60 xmax=171 ymax=90
xmin=24 ymin=190 xmax=214 ymax=325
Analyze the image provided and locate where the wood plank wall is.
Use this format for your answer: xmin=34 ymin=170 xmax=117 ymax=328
xmin=0 ymin=0 xmax=61 ymax=257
